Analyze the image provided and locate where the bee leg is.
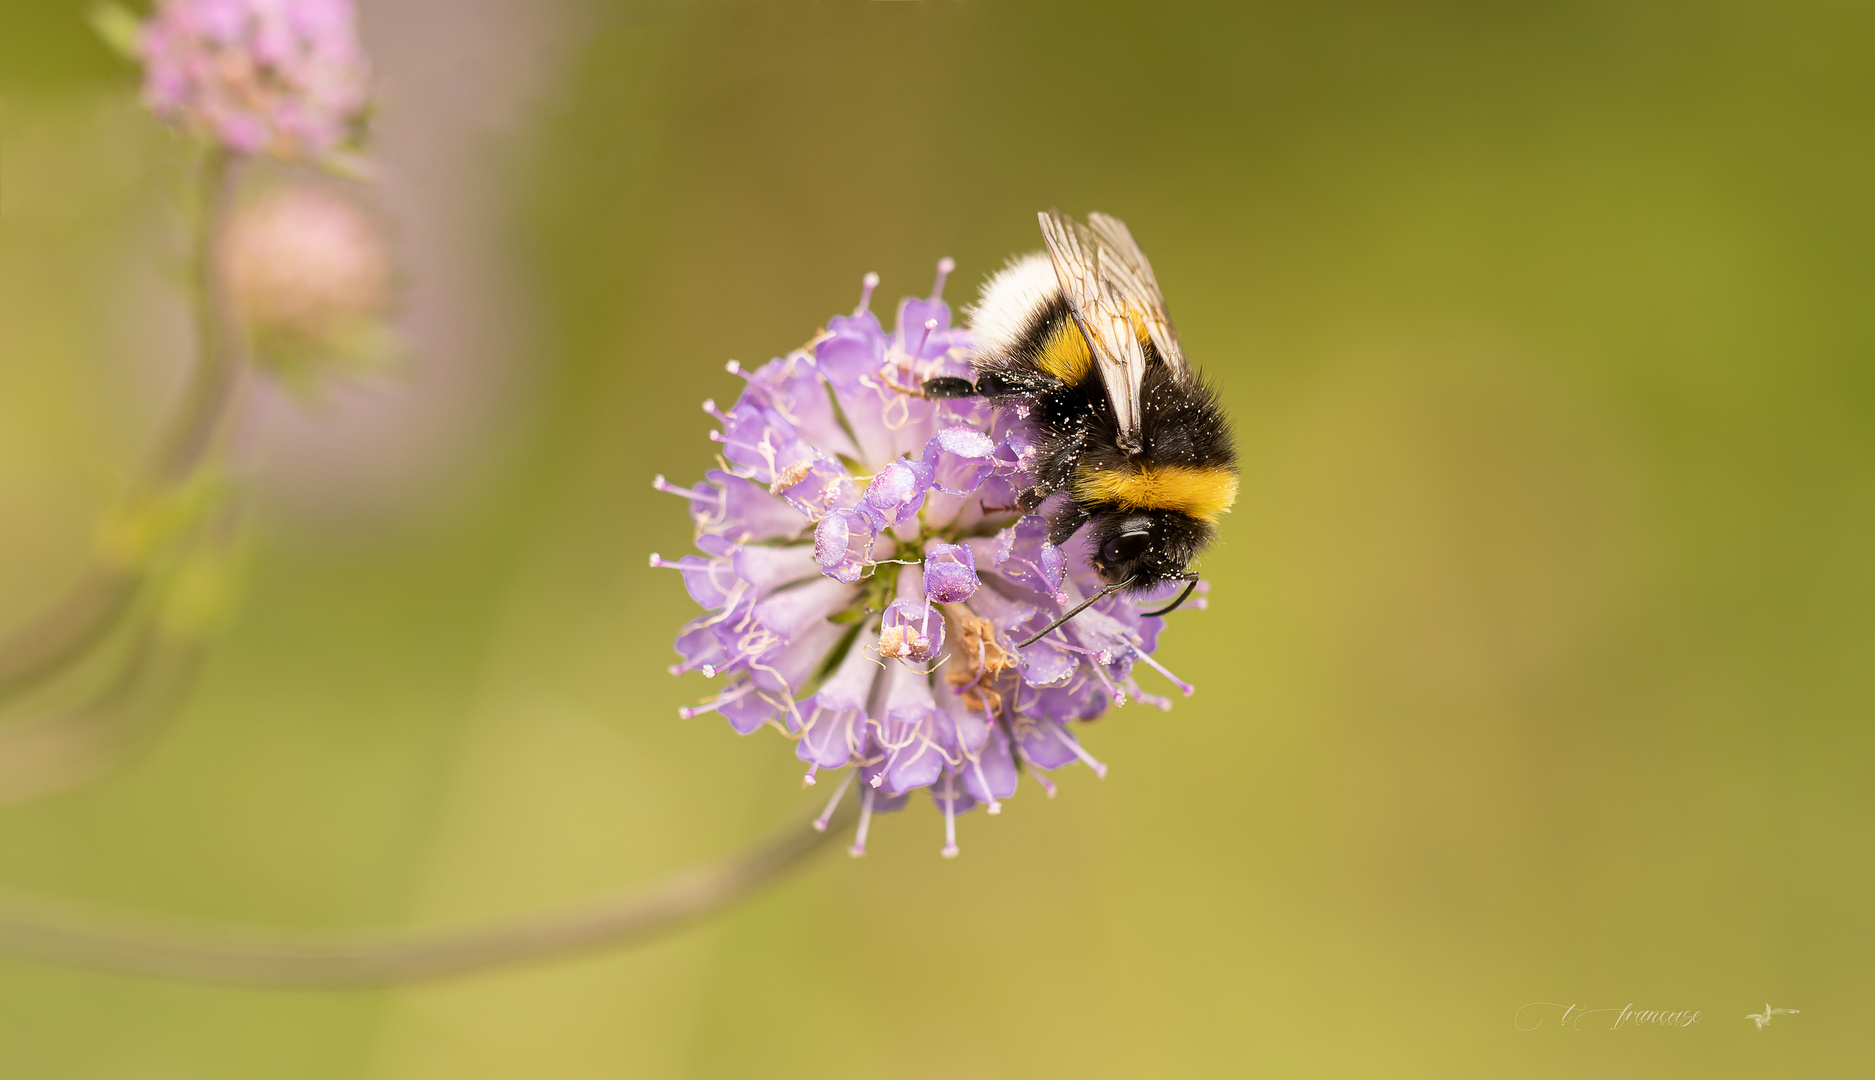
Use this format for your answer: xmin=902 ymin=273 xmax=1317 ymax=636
xmin=1015 ymin=484 xmax=1056 ymax=512
xmin=921 ymin=377 xmax=979 ymax=399
xmin=1016 ymin=432 xmax=1086 ymax=514
xmin=981 ymin=483 xmax=1049 ymax=515
xmin=1046 ymin=503 xmax=1092 ymax=545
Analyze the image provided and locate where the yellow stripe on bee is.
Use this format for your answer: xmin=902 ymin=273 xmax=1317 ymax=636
xmin=1035 ymin=320 xmax=1093 ymax=383
xmin=1071 ymin=463 xmax=1239 ymax=523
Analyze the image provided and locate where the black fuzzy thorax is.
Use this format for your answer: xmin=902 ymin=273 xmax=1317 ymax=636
xmin=967 ymin=291 xmax=1237 ymax=590
xmin=973 ymin=293 xmax=1237 ymax=501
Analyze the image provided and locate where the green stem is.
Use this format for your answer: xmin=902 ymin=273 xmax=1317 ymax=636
xmin=0 ymin=628 xmax=203 ymax=807
xmin=0 ymin=569 xmax=139 ymax=695
xmin=0 ymin=496 xmax=244 ymax=805
xmin=0 ymin=148 xmax=246 ymax=697
xmin=0 ymin=802 xmax=855 ymax=987
xmin=157 ymin=146 xmax=245 ymax=482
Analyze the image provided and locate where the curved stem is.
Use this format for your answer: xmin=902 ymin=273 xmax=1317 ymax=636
xmin=0 ymin=628 xmax=204 ymax=807
xmin=155 ymin=147 xmax=244 ymax=483
xmin=0 ymin=568 xmax=140 ymax=695
xmin=0 ymin=800 xmax=856 ymax=988
xmin=0 ymin=149 xmax=246 ymax=699
xmin=0 ymin=494 xmax=243 ymax=804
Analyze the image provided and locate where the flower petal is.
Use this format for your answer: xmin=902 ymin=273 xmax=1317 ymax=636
xmin=813 ymin=508 xmax=877 ymax=584
xmin=732 ymin=544 xmax=820 ymax=596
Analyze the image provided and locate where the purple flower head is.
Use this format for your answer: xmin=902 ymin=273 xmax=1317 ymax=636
xmin=654 ymin=261 xmax=1208 ymax=857
xmin=138 ymin=0 xmax=371 ymax=161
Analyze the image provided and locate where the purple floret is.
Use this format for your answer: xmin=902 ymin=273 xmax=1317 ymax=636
xmin=814 ymin=509 xmax=877 ymax=584
xmin=922 ymin=542 xmax=978 ymax=603
xmin=861 ymin=457 xmax=934 ymax=530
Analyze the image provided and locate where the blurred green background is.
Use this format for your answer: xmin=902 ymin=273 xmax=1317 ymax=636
xmin=3 ymin=0 xmax=1873 ymax=1075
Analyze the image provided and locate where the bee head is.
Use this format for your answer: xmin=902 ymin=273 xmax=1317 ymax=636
xmin=1089 ymin=510 xmax=1211 ymax=592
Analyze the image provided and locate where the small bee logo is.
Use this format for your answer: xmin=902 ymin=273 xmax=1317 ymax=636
xmin=1744 ymin=1003 xmax=1799 ymax=1030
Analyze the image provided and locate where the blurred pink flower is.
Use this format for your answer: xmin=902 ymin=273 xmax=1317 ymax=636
xmin=139 ymin=0 xmax=371 ymax=160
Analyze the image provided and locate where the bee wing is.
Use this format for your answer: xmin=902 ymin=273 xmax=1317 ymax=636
xmin=1085 ymin=211 xmax=1187 ymax=379
xmin=1037 ymin=208 xmax=1150 ymax=440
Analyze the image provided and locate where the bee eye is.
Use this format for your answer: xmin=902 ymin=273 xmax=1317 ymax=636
xmin=1102 ymin=531 xmax=1152 ymax=564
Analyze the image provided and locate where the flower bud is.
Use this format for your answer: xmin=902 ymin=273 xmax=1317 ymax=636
xmin=219 ymin=184 xmax=392 ymax=383
xmin=814 ymin=508 xmax=877 ymax=584
xmin=860 ymin=456 xmax=933 ymax=529
xmin=922 ymin=542 xmax=979 ymax=603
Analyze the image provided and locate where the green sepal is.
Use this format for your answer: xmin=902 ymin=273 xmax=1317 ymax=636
xmin=156 ymin=533 xmax=250 ymax=641
xmin=94 ymin=468 xmax=228 ymax=571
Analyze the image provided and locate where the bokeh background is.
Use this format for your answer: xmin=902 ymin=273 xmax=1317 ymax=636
xmin=3 ymin=0 xmax=1873 ymax=1075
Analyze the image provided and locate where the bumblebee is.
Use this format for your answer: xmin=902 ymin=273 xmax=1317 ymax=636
xmin=925 ymin=209 xmax=1237 ymax=643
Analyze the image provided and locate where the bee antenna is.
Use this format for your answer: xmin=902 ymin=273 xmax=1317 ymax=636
xmin=1139 ymin=576 xmax=1200 ymax=618
xmin=1016 ymin=577 xmax=1135 ymax=648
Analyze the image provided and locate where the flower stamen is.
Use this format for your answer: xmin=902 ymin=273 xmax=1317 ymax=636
xmin=1051 ymin=724 xmax=1109 ymax=778
xmin=849 ymin=786 xmax=877 ymax=856
xmin=970 ymin=755 xmax=1002 ymax=814
xmin=1086 ymin=659 xmax=1127 ymax=708
xmin=678 ymin=680 xmax=756 ymax=720
xmin=651 ymin=475 xmax=709 ymax=501
xmin=813 ymin=770 xmax=856 ymax=832
xmin=929 ymin=257 xmax=955 ymax=301
xmin=940 ymin=771 xmax=960 ymax=858
xmin=1134 ymin=648 xmax=1195 ymax=697
xmin=1026 ymin=763 xmax=1058 ymax=799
